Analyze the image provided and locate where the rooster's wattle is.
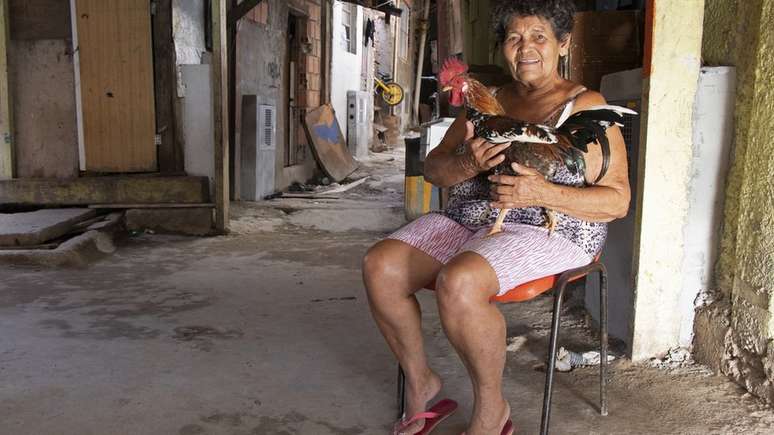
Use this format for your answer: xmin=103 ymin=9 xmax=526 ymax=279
xmin=438 ymin=57 xmax=635 ymax=235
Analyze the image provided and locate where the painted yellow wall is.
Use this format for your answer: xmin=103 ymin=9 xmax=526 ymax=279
xmin=629 ymin=0 xmax=705 ymax=360
xmin=697 ymin=0 xmax=774 ymax=403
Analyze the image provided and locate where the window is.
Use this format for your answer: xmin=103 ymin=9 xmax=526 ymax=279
xmin=399 ymin=3 xmax=411 ymax=60
xmin=341 ymin=3 xmax=357 ymax=54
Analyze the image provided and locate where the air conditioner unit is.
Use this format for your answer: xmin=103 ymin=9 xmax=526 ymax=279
xmin=258 ymin=104 xmax=276 ymax=151
xmin=347 ymin=90 xmax=370 ymax=159
xmin=240 ymin=96 xmax=276 ymax=201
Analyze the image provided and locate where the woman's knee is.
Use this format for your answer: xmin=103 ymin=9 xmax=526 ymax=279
xmin=362 ymin=240 xmax=409 ymax=297
xmin=435 ymin=262 xmax=489 ymax=311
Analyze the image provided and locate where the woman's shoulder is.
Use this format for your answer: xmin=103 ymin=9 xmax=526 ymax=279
xmin=571 ymin=88 xmax=607 ymax=112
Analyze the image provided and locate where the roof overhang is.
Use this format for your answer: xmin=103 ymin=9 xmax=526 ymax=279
xmin=337 ymin=0 xmax=403 ymax=18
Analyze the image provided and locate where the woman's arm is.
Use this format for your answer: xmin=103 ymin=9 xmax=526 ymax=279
xmin=424 ymin=112 xmax=511 ymax=188
xmin=489 ymin=91 xmax=631 ymax=222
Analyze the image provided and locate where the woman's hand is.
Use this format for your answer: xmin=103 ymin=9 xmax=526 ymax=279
xmin=489 ymin=163 xmax=554 ymax=209
xmin=461 ymin=121 xmax=510 ymax=173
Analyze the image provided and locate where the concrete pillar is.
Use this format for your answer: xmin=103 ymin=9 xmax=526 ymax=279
xmin=629 ymin=0 xmax=705 ymax=360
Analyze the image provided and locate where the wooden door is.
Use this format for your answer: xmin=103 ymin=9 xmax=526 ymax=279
xmin=76 ymin=0 xmax=156 ymax=172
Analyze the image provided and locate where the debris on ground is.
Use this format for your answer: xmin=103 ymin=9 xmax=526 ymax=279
xmin=555 ymin=347 xmax=617 ymax=372
xmin=649 ymin=346 xmax=694 ymax=369
xmin=506 ymin=336 xmax=528 ymax=352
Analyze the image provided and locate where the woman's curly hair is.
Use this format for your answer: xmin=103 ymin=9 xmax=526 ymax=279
xmin=491 ymin=0 xmax=577 ymax=43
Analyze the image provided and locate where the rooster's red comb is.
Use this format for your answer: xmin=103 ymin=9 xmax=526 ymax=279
xmin=439 ymin=57 xmax=469 ymax=85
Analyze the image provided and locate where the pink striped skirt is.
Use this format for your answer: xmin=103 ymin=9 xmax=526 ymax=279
xmin=387 ymin=213 xmax=593 ymax=295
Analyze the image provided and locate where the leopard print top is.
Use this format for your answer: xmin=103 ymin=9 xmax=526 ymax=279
xmin=441 ymin=92 xmax=607 ymax=257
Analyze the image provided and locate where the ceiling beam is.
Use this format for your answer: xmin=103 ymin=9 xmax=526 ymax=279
xmin=227 ymin=0 xmax=265 ymax=28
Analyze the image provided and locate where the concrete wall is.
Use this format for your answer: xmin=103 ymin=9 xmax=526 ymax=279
xmin=331 ymin=2 xmax=363 ymax=138
xmin=232 ymin=0 xmax=321 ymax=200
xmin=235 ymin=18 xmax=284 ymax=200
xmin=172 ymin=0 xmax=215 ymax=197
xmin=172 ymin=0 xmax=207 ymax=65
xmin=179 ymin=64 xmax=214 ymax=199
xmin=9 ymin=40 xmax=78 ymax=179
xmin=694 ymin=0 xmax=774 ymax=404
xmin=7 ymin=0 xmax=78 ymax=179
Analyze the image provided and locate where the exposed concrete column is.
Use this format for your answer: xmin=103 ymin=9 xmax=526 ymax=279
xmin=0 ymin=0 xmax=13 ymax=180
xmin=630 ymin=0 xmax=705 ymax=361
xmin=212 ymin=0 xmax=230 ymax=232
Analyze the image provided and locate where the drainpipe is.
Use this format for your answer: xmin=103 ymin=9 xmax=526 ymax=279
xmin=412 ymin=0 xmax=431 ymax=125
xmin=391 ymin=0 xmax=400 ymax=116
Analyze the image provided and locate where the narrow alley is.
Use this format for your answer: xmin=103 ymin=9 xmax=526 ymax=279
xmin=1 ymin=151 xmax=772 ymax=434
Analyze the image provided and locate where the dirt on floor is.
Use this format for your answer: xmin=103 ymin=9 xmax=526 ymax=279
xmin=1 ymin=148 xmax=773 ymax=434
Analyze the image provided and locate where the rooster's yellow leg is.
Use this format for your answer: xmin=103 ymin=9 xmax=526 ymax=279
xmin=543 ymin=209 xmax=557 ymax=235
xmin=488 ymin=208 xmax=510 ymax=236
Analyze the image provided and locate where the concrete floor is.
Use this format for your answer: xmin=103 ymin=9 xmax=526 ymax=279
xmin=1 ymin=151 xmax=773 ymax=434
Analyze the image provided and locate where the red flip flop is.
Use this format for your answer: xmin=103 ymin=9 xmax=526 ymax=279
xmin=501 ymin=419 xmax=514 ymax=435
xmin=394 ymin=398 xmax=458 ymax=435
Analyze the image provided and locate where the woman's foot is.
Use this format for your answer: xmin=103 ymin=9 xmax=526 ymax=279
xmin=394 ymin=370 xmax=443 ymax=435
xmin=461 ymin=399 xmax=511 ymax=435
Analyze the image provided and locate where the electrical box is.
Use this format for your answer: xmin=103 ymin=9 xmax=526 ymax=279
xmin=346 ymin=91 xmax=370 ymax=159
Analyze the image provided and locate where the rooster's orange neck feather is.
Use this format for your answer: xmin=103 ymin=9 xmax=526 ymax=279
xmin=465 ymin=78 xmax=506 ymax=116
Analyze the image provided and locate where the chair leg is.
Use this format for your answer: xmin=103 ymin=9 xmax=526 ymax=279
xmin=397 ymin=364 xmax=406 ymax=420
xmin=540 ymin=281 xmax=568 ymax=435
xmin=599 ymin=265 xmax=609 ymax=416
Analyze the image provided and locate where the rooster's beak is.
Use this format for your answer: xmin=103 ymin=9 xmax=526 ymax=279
xmin=442 ymin=86 xmax=453 ymax=92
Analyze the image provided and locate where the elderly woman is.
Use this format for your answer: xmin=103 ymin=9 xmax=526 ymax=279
xmin=362 ymin=0 xmax=630 ymax=434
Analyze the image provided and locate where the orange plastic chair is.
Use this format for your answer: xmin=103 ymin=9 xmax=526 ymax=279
xmin=396 ymin=258 xmax=609 ymax=435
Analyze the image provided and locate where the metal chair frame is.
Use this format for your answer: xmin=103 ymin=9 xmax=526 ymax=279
xmin=397 ymin=260 xmax=609 ymax=435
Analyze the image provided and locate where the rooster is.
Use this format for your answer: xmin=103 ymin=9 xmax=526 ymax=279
xmin=438 ymin=57 xmax=635 ymax=235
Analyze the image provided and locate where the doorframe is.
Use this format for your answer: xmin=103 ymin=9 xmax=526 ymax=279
xmin=285 ymin=7 xmax=308 ymax=168
xmin=69 ymin=0 xmax=85 ymax=172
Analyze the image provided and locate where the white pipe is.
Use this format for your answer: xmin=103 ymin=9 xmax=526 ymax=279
xmin=412 ymin=0 xmax=431 ymax=125
xmin=391 ymin=0 xmax=400 ymax=116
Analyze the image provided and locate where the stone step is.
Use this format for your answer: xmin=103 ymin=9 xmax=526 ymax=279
xmin=0 ymin=176 xmax=210 ymax=206
xmin=0 ymin=208 xmax=97 ymax=246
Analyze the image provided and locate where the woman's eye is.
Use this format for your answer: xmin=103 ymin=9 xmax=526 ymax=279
xmin=507 ymin=35 xmax=520 ymax=44
xmin=535 ymin=34 xmax=546 ymax=42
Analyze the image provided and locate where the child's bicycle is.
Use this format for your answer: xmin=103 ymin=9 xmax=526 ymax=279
xmin=374 ymin=75 xmax=405 ymax=106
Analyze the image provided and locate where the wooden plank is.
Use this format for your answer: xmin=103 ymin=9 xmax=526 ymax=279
xmin=0 ymin=176 xmax=210 ymax=205
xmin=75 ymin=0 xmax=157 ymax=172
xmin=0 ymin=0 xmax=13 ymax=179
xmin=303 ymin=104 xmax=358 ymax=182
xmin=9 ymin=0 xmax=71 ymax=40
xmin=152 ymin=0 xmax=181 ymax=173
xmin=88 ymin=203 xmax=215 ymax=209
xmin=212 ymin=0 xmax=229 ymax=232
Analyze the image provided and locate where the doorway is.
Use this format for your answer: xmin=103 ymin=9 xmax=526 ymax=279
xmin=73 ymin=0 xmax=157 ymax=173
xmin=285 ymin=11 xmax=308 ymax=167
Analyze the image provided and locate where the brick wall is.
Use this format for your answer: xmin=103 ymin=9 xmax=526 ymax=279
xmin=289 ymin=0 xmax=322 ymax=109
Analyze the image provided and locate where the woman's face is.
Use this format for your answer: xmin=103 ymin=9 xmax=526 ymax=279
xmin=501 ymin=15 xmax=570 ymax=87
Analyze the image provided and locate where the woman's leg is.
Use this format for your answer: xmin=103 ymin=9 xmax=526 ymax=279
xmin=435 ymin=252 xmax=510 ymax=435
xmin=362 ymin=239 xmax=444 ymax=433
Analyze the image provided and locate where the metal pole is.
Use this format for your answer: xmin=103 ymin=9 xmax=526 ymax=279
xmin=412 ymin=0 xmax=431 ymax=124
xmin=599 ymin=263 xmax=609 ymax=416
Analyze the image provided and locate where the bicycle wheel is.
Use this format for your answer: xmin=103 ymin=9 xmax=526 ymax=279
xmin=382 ymin=82 xmax=405 ymax=106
